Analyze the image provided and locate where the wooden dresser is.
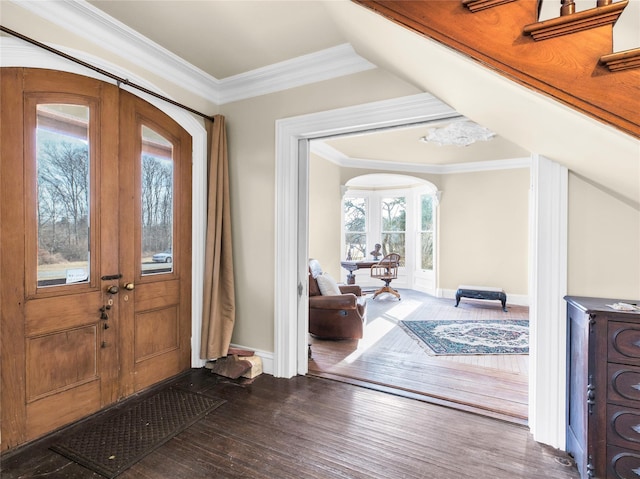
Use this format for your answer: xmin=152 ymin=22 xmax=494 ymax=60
xmin=565 ymin=296 xmax=640 ymax=478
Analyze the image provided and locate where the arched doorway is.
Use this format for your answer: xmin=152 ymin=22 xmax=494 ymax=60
xmin=338 ymin=173 xmax=438 ymax=294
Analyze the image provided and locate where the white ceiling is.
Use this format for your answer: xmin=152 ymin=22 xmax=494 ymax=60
xmin=318 ymin=120 xmax=529 ymax=167
xmin=84 ymin=0 xmax=529 ymax=170
xmin=89 ymin=1 xmax=348 ymax=79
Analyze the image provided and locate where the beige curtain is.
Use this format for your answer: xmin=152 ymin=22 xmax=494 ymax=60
xmin=200 ymin=115 xmax=236 ymax=360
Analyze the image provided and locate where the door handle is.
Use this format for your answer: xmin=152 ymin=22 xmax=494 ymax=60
xmin=124 ymin=282 xmax=135 ymax=291
xmin=106 ymin=285 xmax=119 ymax=294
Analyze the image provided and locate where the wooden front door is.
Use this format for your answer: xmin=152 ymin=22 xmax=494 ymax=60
xmin=0 ymin=69 xmax=192 ymax=450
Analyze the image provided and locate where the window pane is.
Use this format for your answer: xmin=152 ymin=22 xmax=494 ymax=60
xmin=381 ymin=197 xmax=405 ymax=262
xmin=141 ymin=126 xmax=174 ymax=275
xmin=344 ymin=197 xmax=366 ymax=232
xmin=344 ymin=197 xmax=367 ymax=260
xmin=381 ymin=197 xmax=406 ymax=232
xmin=36 ymin=104 xmax=90 ymax=287
xmin=421 ymin=195 xmax=433 ymax=231
xmin=381 ymin=233 xmax=405 ymax=263
xmin=421 ymin=232 xmax=434 ymax=270
xmin=420 ymin=194 xmax=434 ymax=271
xmin=345 ymin=233 xmax=367 ymax=260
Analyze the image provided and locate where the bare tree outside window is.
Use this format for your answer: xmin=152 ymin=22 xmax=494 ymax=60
xmin=381 ymin=196 xmax=406 ymax=263
xmin=141 ymin=155 xmax=173 ymax=253
xmin=39 ymin=141 xmax=89 ymax=249
xmin=343 ymin=197 xmax=367 ymax=260
xmin=420 ymin=194 xmax=434 ymax=270
xmin=140 ymin=125 xmax=174 ymax=275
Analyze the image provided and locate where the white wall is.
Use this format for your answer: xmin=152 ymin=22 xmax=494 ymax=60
xmin=568 ymin=173 xmax=640 ymax=299
xmin=438 ymin=168 xmax=530 ymax=296
xmin=309 ymin=153 xmax=343 ymax=281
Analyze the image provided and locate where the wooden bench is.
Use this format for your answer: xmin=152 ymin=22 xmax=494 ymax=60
xmin=455 ymin=285 xmax=507 ymax=312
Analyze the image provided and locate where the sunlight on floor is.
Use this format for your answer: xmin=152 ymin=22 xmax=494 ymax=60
xmin=310 ymin=290 xmax=530 ymax=422
xmin=378 ymin=298 xmax=422 ymax=321
xmin=342 ymin=299 xmax=422 ymax=364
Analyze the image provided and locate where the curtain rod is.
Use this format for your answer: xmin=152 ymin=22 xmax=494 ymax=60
xmin=1 ymin=25 xmax=215 ymax=122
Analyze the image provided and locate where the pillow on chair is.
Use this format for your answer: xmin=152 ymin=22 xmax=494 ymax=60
xmin=316 ymin=273 xmax=341 ymax=296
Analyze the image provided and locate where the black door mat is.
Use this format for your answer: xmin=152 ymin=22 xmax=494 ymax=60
xmin=50 ymin=387 xmax=225 ymax=478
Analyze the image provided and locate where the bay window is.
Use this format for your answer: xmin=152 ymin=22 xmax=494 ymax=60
xmin=342 ymin=182 xmax=437 ymax=292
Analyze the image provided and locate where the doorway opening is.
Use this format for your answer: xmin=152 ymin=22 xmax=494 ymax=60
xmin=307 ymin=150 xmax=530 ymax=423
xmin=275 ymin=92 xmax=568 ymax=447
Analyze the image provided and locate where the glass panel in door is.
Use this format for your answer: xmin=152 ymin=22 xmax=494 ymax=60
xmin=35 ymin=104 xmax=90 ymax=287
xmin=140 ymin=125 xmax=174 ymax=275
xmin=118 ymin=89 xmax=192 ymax=394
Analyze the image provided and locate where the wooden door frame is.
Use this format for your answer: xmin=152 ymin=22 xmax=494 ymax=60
xmin=0 ymin=42 xmax=208 ymax=369
xmin=1 ymin=67 xmax=28 ymax=447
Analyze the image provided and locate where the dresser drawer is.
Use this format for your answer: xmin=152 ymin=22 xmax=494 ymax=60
xmin=610 ymin=364 xmax=640 ymax=406
xmin=608 ymin=404 xmax=640 ymax=451
xmin=610 ymin=321 xmax=640 ymax=366
xmin=607 ymin=445 xmax=640 ymax=478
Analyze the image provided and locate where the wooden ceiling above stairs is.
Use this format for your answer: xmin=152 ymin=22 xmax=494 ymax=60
xmin=353 ymin=0 xmax=640 ymax=138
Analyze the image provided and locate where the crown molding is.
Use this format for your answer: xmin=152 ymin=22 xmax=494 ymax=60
xmin=9 ymin=0 xmax=376 ymax=105
xmin=311 ymin=140 xmax=531 ymax=174
xmin=310 ymin=141 xmax=349 ymax=163
xmin=217 ymin=44 xmax=376 ymax=104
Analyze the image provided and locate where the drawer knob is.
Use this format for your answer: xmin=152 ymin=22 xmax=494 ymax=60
xmin=634 ymin=424 xmax=640 ymax=434
xmin=633 ymin=467 xmax=640 ymax=476
xmin=633 ymin=383 xmax=640 ymax=391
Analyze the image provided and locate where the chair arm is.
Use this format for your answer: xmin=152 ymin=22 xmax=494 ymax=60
xmin=309 ymin=294 xmax=357 ymax=310
xmin=338 ymin=284 xmax=362 ymax=296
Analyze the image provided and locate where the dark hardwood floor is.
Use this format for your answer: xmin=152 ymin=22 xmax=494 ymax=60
xmin=309 ymin=289 xmax=530 ymax=424
xmin=1 ymin=368 xmax=578 ymax=478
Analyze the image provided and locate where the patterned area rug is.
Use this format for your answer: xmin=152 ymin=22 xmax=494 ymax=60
xmin=400 ymin=319 xmax=529 ymax=355
xmin=51 ymin=388 xmax=225 ymax=478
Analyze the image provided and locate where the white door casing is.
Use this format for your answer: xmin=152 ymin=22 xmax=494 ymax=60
xmin=275 ymin=93 xmax=568 ymax=450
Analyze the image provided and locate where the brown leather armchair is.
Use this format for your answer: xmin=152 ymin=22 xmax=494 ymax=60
xmin=308 ymin=259 xmax=366 ymax=339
